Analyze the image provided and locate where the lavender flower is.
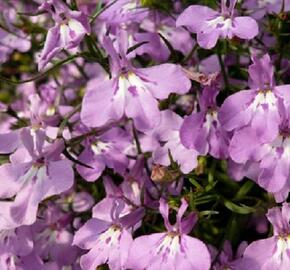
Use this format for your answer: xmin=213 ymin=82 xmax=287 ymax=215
xmin=219 ymin=54 xmax=285 ymax=142
xmin=76 ymin=127 xmax=130 ymax=181
xmin=127 ymin=198 xmax=211 ymax=270
xmin=181 ymin=86 xmax=229 ymax=159
xmin=236 ymin=203 xmax=290 ymax=269
xmin=219 ymin=54 xmax=290 ymax=200
xmin=147 ymin=109 xmax=199 ymax=174
xmin=38 ymin=0 xmax=90 ymax=70
xmin=81 ymin=36 xmax=191 ymax=132
xmin=176 ymin=0 xmax=259 ymax=49
xmin=73 ymin=199 xmax=144 ymax=270
xmin=0 ymin=129 xmax=74 ymax=226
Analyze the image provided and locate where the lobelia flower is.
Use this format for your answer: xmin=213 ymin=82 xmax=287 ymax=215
xmin=135 ymin=14 xmax=194 ymax=60
xmin=219 ymin=53 xmax=290 ymax=146
xmin=98 ymin=0 xmax=149 ymax=27
xmin=31 ymin=203 xmax=79 ymax=267
xmin=155 ymin=16 xmax=195 ymax=56
xmin=92 ymin=158 xmax=147 ymax=223
xmin=0 ymin=251 xmax=44 ymax=270
xmin=76 ymin=126 xmax=131 ymax=181
xmin=71 ymin=191 xmax=95 ymax=213
xmin=176 ymin=0 xmax=259 ymax=49
xmin=81 ymin=35 xmax=191 ymax=132
xmin=210 ymin=240 xmax=247 ymax=270
xmin=127 ymin=198 xmax=211 ymax=270
xmin=181 ymin=86 xmax=229 ymax=159
xmin=0 ymin=131 xmax=20 ymax=155
xmin=73 ymin=199 xmax=144 ymax=270
xmin=0 ymin=225 xmax=33 ymax=258
xmin=10 ymin=93 xmax=61 ymax=140
xmin=0 ymin=203 xmax=37 ymax=266
xmin=219 ymin=54 xmax=290 ymax=201
xmin=38 ymin=0 xmax=90 ymax=70
xmin=147 ymin=109 xmax=199 ymax=174
xmin=0 ymin=29 xmax=31 ymax=64
xmin=243 ymin=0 xmax=290 ymax=19
xmin=0 ymin=128 xmax=74 ymax=226
xmin=0 ymin=1 xmax=31 ymax=63
xmin=235 ymin=203 xmax=290 ymax=270
xmin=117 ymin=27 xmax=170 ymax=62
xmin=227 ymin=116 xmax=290 ymax=202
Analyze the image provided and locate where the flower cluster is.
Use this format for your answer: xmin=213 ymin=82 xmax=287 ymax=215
xmin=0 ymin=0 xmax=289 ymax=269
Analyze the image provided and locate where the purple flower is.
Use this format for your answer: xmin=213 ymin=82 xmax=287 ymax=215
xmin=76 ymin=127 xmax=130 ymax=181
xmin=31 ymin=203 xmax=79 ymax=267
xmin=0 ymin=29 xmax=31 ymax=63
xmin=127 ymin=198 xmax=211 ymax=270
xmin=0 ymin=131 xmax=20 ymax=155
xmin=176 ymin=0 xmax=259 ymax=49
xmin=81 ymin=36 xmax=191 ymax=132
xmin=219 ymin=54 xmax=290 ymax=200
xmin=72 ymin=192 xmax=95 ymax=213
xmin=99 ymin=0 xmax=149 ymax=26
xmin=121 ymin=28 xmax=170 ymax=62
xmin=0 ymin=251 xmax=43 ymax=270
xmin=147 ymin=109 xmax=199 ymax=174
xmin=0 ymin=128 xmax=74 ymax=226
xmin=181 ymin=86 xmax=229 ymax=159
xmin=219 ymin=54 xmax=286 ymax=143
xmin=92 ymin=158 xmax=148 ymax=223
xmin=38 ymin=0 xmax=90 ymax=70
xmin=211 ymin=240 xmax=247 ymax=270
xmin=134 ymin=14 xmax=194 ymax=60
xmin=0 ymin=1 xmax=31 ymax=63
xmin=228 ymin=121 xmax=290 ymax=201
xmin=236 ymin=203 xmax=290 ymax=270
xmin=0 ymin=226 xmax=33 ymax=257
xmin=73 ymin=199 xmax=144 ymax=270
xmin=243 ymin=0 xmax=290 ymax=19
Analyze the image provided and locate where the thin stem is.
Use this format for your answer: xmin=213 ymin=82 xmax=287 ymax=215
xmin=217 ymin=52 xmax=229 ymax=90
xmin=132 ymin=121 xmax=142 ymax=155
xmin=0 ymin=53 xmax=83 ymax=85
xmin=89 ymin=0 xmax=118 ymax=24
xmin=58 ymin=103 xmax=82 ymax=137
xmin=182 ymin=43 xmax=198 ymax=64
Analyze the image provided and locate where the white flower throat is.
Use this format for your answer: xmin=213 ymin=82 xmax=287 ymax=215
xmin=98 ymin=225 xmax=122 ymax=247
xmin=157 ymin=233 xmax=181 ymax=257
xmin=249 ymin=90 xmax=277 ymax=113
xmin=274 ymin=236 xmax=290 ymax=263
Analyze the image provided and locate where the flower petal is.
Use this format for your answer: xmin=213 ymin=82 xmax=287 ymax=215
xmin=232 ymin=16 xmax=259 ymax=40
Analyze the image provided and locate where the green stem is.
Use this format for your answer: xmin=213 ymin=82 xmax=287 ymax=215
xmin=132 ymin=121 xmax=142 ymax=155
xmin=89 ymin=0 xmax=118 ymax=24
xmin=182 ymin=43 xmax=198 ymax=64
xmin=0 ymin=53 xmax=82 ymax=85
xmin=217 ymin=52 xmax=229 ymax=90
xmin=58 ymin=103 xmax=82 ymax=137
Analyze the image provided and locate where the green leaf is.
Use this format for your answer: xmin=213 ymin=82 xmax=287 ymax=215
xmin=224 ymin=200 xmax=256 ymax=214
xmin=188 ymin=177 xmax=203 ymax=190
xmin=126 ymin=41 xmax=149 ymax=54
xmin=235 ymin=180 xmax=255 ymax=200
